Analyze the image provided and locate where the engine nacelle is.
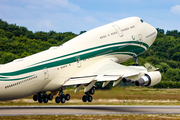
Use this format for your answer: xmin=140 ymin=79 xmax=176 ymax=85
xmin=135 ymin=71 xmax=161 ymax=87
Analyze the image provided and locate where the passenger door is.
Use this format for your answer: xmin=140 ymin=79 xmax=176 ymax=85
xmin=75 ymin=56 xmax=81 ymax=68
xmin=43 ymin=68 xmax=49 ymax=80
xmin=113 ymin=25 xmax=123 ymax=37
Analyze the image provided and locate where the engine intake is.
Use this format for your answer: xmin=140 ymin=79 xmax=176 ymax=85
xmin=135 ymin=71 xmax=161 ymax=87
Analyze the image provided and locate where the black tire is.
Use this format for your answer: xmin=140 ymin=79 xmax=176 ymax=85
xmin=33 ymin=95 xmax=37 ymax=101
xmin=132 ymin=64 xmax=140 ymax=66
xmin=44 ymin=97 xmax=48 ymax=103
xmin=65 ymin=94 xmax=70 ymax=101
xmin=55 ymin=97 xmax=61 ymax=103
xmin=60 ymin=94 xmax=65 ymax=99
xmin=48 ymin=94 xmax=53 ymax=100
xmin=61 ymin=97 xmax=66 ymax=103
xmin=89 ymin=87 xmax=95 ymax=95
xmin=38 ymin=97 xmax=43 ymax=103
xmin=88 ymin=95 xmax=93 ymax=102
xmin=82 ymin=95 xmax=87 ymax=102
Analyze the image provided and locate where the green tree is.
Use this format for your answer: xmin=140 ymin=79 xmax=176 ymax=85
xmin=0 ymin=19 xmax=8 ymax=30
xmin=34 ymin=31 xmax=49 ymax=41
xmin=0 ymin=29 xmax=5 ymax=38
xmin=26 ymin=31 xmax=35 ymax=39
xmin=79 ymin=31 xmax=86 ymax=35
xmin=5 ymin=31 xmax=14 ymax=39
xmin=0 ymin=52 xmax=17 ymax=64
xmin=172 ymin=52 xmax=180 ymax=61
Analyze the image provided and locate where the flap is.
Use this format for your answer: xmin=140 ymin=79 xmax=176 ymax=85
xmin=63 ymin=75 xmax=96 ymax=86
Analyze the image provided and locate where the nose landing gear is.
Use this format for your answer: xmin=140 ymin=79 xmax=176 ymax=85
xmin=133 ymin=56 xmax=140 ymax=66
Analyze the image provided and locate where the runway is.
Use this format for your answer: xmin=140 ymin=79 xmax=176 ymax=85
xmin=0 ymin=105 xmax=180 ymax=116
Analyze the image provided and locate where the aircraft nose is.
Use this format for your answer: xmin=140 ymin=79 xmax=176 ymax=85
xmin=144 ymin=22 xmax=157 ymax=47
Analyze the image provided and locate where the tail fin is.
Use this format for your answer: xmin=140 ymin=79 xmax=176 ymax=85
xmin=145 ymin=63 xmax=159 ymax=72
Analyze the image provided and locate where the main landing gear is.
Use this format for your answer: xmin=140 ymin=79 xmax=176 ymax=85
xmin=33 ymin=89 xmax=70 ymax=104
xmin=33 ymin=86 xmax=95 ymax=104
xmin=33 ymin=92 xmax=53 ymax=103
xmin=82 ymin=86 xmax=95 ymax=102
xmin=55 ymin=88 xmax=70 ymax=104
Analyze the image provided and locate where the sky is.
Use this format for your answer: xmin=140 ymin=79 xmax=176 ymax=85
xmin=0 ymin=0 xmax=180 ymax=34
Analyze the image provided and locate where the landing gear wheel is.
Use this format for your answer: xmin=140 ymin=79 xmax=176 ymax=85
xmin=61 ymin=97 xmax=66 ymax=103
xmin=55 ymin=88 xmax=71 ymax=104
xmin=48 ymin=94 xmax=53 ymax=100
xmin=55 ymin=97 xmax=61 ymax=103
xmin=82 ymin=95 xmax=87 ymax=102
xmin=88 ymin=95 xmax=93 ymax=102
xmin=44 ymin=97 xmax=48 ymax=103
xmin=33 ymin=95 xmax=38 ymax=101
xmin=38 ymin=97 xmax=43 ymax=103
xmin=89 ymin=87 xmax=95 ymax=95
xmin=65 ymin=94 xmax=70 ymax=101
xmin=82 ymin=86 xmax=96 ymax=102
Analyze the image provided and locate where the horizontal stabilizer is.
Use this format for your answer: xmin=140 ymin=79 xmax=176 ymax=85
xmin=145 ymin=63 xmax=159 ymax=72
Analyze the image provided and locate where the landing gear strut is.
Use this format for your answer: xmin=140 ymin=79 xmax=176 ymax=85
xmin=82 ymin=86 xmax=95 ymax=102
xmin=133 ymin=56 xmax=140 ymax=66
xmin=33 ymin=92 xmax=53 ymax=103
xmin=55 ymin=88 xmax=70 ymax=104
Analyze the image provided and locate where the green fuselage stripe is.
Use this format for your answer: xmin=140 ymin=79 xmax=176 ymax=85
xmin=0 ymin=41 xmax=147 ymax=78
xmin=0 ymin=75 xmax=34 ymax=81
xmin=30 ymin=41 xmax=148 ymax=67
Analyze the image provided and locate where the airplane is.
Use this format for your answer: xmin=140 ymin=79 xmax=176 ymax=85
xmin=0 ymin=17 xmax=161 ymax=103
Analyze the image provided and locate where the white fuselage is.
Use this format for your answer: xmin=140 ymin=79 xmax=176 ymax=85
xmin=0 ymin=17 xmax=157 ymax=100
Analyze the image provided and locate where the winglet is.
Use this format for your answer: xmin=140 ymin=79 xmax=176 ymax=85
xmin=144 ymin=63 xmax=159 ymax=72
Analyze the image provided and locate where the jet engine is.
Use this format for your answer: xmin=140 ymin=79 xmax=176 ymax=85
xmin=135 ymin=71 xmax=161 ymax=87
xmin=122 ymin=77 xmax=132 ymax=83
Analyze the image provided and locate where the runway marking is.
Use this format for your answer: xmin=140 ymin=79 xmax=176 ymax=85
xmin=0 ymin=105 xmax=180 ymax=116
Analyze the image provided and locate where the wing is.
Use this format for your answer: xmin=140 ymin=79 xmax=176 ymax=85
xmin=63 ymin=57 xmax=147 ymax=92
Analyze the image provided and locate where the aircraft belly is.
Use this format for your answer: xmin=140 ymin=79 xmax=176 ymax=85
xmin=112 ymin=54 xmax=132 ymax=63
xmin=0 ymin=81 xmax=31 ymax=100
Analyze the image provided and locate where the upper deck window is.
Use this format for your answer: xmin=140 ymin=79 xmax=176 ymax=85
xmin=140 ymin=19 xmax=144 ymax=23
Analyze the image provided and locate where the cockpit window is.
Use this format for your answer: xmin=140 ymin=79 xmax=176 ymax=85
xmin=140 ymin=19 xmax=144 ymax=23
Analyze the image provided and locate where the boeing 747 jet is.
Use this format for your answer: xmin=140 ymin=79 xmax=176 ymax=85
xmin=0 ymin=17 xmax=161 ymax=103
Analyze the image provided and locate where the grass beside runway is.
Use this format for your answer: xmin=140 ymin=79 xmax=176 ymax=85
xmin=1 ymin=87 xmax=180 ymax=106
xmin=0 ymin=114 xmax=180 ymax=120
